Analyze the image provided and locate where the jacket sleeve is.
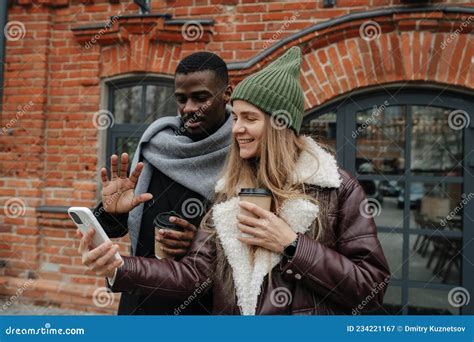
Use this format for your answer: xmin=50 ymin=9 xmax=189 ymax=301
xmin=107 ymin=227 xmax=215 ymax=300
xmin=280 ymin=177 xmax=390 ymax=310
xmin=93 ymin=202 xmax=129 ymax=238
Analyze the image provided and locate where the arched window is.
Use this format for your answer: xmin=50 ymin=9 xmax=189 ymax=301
xmin=303 ymin=87 xmax=474 ymax=315
xmin=105 ymin=76 xmax=177 ymax=163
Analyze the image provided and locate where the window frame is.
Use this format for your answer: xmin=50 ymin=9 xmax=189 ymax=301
xmin=303 ymin=87 xmax=474 ymax=315
xmin=105 ymin=76 xmax=176 ymax=168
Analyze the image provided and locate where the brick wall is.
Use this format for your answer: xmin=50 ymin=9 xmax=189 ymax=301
xmin=0 ymin=0 xmax=472 ymax=314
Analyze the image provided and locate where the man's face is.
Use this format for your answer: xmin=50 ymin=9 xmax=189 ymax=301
xmin=174 ymin=70 xmax=230 ymax=140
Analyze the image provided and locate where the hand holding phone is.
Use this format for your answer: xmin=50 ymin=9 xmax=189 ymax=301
xmin=69 ymin=207 xmax=123 ymax=277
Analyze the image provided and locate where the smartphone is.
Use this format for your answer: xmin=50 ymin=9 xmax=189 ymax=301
xmin=68 ymin=206 xmax=123 ymax=263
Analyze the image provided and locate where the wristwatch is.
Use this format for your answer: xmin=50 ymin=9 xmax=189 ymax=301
xmin=283 ymin=233 xmax=299 ymax=259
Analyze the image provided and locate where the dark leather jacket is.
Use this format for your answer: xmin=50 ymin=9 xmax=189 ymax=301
xmin=109 ymin=168 xmax=390 ymax=315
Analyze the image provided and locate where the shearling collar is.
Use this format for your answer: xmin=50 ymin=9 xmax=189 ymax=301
xmin=211 ymin=137 xmax=341 ymax=315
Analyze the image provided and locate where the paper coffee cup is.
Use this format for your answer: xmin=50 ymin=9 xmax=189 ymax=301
xmin=238 ymin=188 xmax=272 ymax=238
xmin=153 ymin=211 xmax=183 ymax=259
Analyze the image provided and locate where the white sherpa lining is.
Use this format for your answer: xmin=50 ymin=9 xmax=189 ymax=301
xmin=211 ymin=137 xmax=342 ymax=315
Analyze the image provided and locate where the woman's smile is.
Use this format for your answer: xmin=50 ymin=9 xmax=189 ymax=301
xmin=237 ymin=138 xmax=255 ymax=145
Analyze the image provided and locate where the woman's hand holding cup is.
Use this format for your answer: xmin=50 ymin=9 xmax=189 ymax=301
xmin=237 ymin=201 xmax=297 ymax=254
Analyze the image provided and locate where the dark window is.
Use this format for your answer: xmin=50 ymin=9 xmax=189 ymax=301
xmin=106 ymin=77 xmax=177 ymax=163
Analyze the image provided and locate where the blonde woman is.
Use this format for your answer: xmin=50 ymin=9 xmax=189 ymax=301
xmin=79 ymin=47 xmax=390 ymax=315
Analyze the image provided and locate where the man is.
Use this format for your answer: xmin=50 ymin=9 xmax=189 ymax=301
xmin=82 ymin=52 xmax=232 ymax=315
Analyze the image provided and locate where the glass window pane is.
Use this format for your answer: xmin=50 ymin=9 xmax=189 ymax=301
xmin=408 ymin=288 xmax=460 ymax=315
xmin=408 ymin=182 xmax=464 ymax=285
xmin=379 ymin=285 xmax=402 ymax=315
xmin=411 ymin=106 xmax=464 ymax=176
xmin=409 ymin=233 xmax=462 ymax=285
xmin=378 ymin=232 xmax=403 ymax=280
xmin=408 ymin=182 xmax=464 ymax=232
xmin=300 ymin=112 xmax=336 ymax=153
xmin=114 ymin=137 xmax=140 ymax=163
xmin=113 ymin=86 xmax=143 ymax=124
xmin=362 ymin=179 xmax=404 ymax=229
xmin=145 ymin=84 xmax=177 ymax=122
xmin=356 ymin=106 xmax=406 ymax=175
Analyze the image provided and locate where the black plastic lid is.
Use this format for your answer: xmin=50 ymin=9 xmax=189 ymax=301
xmin=238 ymin=188 xmax=272 ymax=197
xmin=153 ymin=211 xmax=182 ymax=231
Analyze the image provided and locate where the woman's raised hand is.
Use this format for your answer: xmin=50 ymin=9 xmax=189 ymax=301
xmin=100 ymin=153 xmax=153 ymax=214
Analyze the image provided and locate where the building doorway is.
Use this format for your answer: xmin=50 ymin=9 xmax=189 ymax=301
xmin=302 ymin=87 xmax=474 ymax=315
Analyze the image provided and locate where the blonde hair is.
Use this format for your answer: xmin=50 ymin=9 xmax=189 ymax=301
xmin=201 ymin=116 xmax=329 ymax=305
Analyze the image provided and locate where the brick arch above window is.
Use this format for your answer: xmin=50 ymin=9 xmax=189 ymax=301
xmin=71 ymin=6 xmax=473 ymax=108
xmin=226 ymin=6 xmax=473 ymax=108
xmin=296 ymin=28 xmax=472 ymax=108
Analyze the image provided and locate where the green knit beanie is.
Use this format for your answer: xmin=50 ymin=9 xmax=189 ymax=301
xmin=231 ymin=46 xmax=304 ymax=135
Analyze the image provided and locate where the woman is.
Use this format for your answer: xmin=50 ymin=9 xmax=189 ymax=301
xmin=79 ymin=47 xmax=390 ymax=315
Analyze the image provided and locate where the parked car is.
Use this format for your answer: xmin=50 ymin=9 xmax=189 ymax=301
xmin=397 ymin=183 xmax=425 ymax=209
xmin=380 ymin=180 xmax=402 ymax=197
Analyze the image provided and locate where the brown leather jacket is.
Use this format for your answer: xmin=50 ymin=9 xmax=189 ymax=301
xmin=109 ymin=168 xmax=390 ymax=315
xmin=109 ymin=138 xmax=389 ymax=315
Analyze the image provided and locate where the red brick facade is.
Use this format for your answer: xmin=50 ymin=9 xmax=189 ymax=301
xmin=0 ymin=0 xmax=472 ymax=313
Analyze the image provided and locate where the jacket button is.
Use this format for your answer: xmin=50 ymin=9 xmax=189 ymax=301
xmin=286 ymin=269 xmax=293 ymax=275
xmin=295 ymin=274 xmax=302 ymax=280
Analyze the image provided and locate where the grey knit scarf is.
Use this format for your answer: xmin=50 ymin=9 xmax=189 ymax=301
xmin=128 ymin=110 xmax=232 ymax=254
